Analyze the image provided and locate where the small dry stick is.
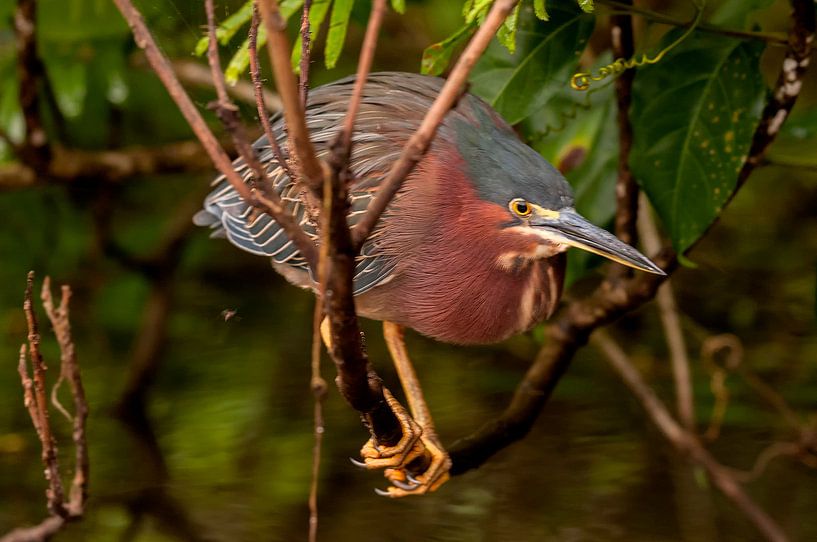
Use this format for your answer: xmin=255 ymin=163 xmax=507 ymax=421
xmin=257 ymin=0 xmax=325 ymax=193
xmin=2 ymin=273 xmax=89 ymax=542
xmin=638 ymin=195 xmax=695 ymax=430
xmin=249 ymin=3 xmax=295 ymax=182
xmin=299 ymin=0 xmax=313 ymax=107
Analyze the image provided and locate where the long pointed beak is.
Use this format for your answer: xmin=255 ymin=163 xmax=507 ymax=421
xmin=533 ymin=208 xmax=665 ymax=275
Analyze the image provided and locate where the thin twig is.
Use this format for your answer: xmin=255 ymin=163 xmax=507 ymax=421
xmin=249 ymin=4 xmax=295 ymax=181
xmin=611 ymin=2 xmax=639 ymax=250
xmin=3 ymin=274 xmax=89 ymax=542
xmin=112 ymin=0 xmax=317 ymax=270
xmin=596 ymin=0 xmax=789 ymax=45
xmin=352 ymin=0 xmax=522 ymax=249
xmin=299 ymin=0 xmax=313 ymax=108
xmin=22 ymin=272 xmax=65 ymax=517
xmin=639 ymin=195 xmax=695 ymax=430
xmin=257 ymin=0 xmax=325 ymax=193
xmin=171 ymin=59 xmax=282 ymax=112
xmin=331 ymin=0 xmax=387 ymax=166
xmin=593 ymin=332 xmax=787 ymax=542
xmin=40 ymin=279 xmax=89 ymax=515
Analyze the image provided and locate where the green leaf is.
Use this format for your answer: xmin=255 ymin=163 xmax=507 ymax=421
xmin=496 ymin=3 xmax=521 ymax=54
xmin=221 ymin=0 xmax=304 ymax=85
xmin=630 ymin=34 xmax=766 ymax=253
xmin=292 ymin=0 xmax=332 ymax=72
xmin=195 ymin=1 xmax=254 ymax=56
xmin=390 ymin=0 xmax=406 ymax=14
xmin=469 ymin=4 xmax=594 ymax=125
xmin=576 ymin=0 xmax=594 ymax=13
xmin=464 ymin=0 xmax=492 ymax=23
xmin=421 ymin=22 xmax=477 ymax=75
xmin=325 ymin=0 xmax=355 ymax=69
xmin=534 ymin=0 xmax=549 ymax=21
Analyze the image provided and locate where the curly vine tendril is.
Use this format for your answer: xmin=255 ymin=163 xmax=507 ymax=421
xmin=570 ymin=0 xmax=706 ymax=91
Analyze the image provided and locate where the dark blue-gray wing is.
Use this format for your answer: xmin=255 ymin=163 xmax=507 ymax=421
xmin=193 ymin=72 xmax=449 ymax=294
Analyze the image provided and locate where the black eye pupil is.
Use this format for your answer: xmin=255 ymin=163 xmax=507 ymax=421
xmin=516 ymin=202 xmax=529 ymax=214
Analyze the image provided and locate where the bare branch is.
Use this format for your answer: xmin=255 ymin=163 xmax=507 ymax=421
xmin=22 ymin=272 xmax=65 ymax=517
xmin=611 ymin=2 xmax=639 ymax=249
xmin=171 ymin=59 xmax=282 ymax=112
xmin=112 ymin=0 xmax=318 ymax=270
xmin=352 ymin=0 xmax=522 ymax=248
xmin=3 ymin=274 xmax=89 ymax=542
xmin=299 ymin=0 xmax=313 ymax=107
xmin=449 ymin=250 xmax=677 ymax=473
xmin=257 ymin=0 xmax=325 ymax=192
xmin=593 ymin=332 xmax=788 ymax=542
xmin=332 ymin=0 xmax=387 ymax=164
xmin=639 ymin=195 xmax=695 ymax=430
xmin=0 ymin=141 xmax=217 ymax=190
xmin=249 ymin=4 xmax=295 ymax=182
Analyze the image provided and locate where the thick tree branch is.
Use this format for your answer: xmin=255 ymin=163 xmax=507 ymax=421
xmin=449 ymin=0 xmax=815 ymax=475
xmin=611 ymin=2 xmax=639 ymax=249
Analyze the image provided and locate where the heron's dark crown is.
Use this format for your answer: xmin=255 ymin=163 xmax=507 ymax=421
xmin=444 ymin=93 xmax=574 ymax=215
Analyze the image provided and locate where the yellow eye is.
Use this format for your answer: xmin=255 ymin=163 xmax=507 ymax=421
xmin=510 ymin=199 xmax=532 ymax=218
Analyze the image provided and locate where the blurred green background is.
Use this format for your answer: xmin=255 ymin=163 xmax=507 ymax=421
xmin=1 ymin=0 xmax=816 ymax=540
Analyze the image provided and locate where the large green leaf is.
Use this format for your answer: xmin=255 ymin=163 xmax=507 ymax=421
xmin=630 ymin=34 xmax=766 ymax=253
xmin=469 ymin=4 xmax=594 ymax=125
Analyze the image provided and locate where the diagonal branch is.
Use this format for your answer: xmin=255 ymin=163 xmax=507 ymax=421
xmin=594 ymin=332 xmax=787 ymax=542
xmin=449 ymin=0 xmax=814 ymax=476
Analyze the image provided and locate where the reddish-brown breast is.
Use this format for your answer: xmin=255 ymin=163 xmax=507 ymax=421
xmin=356 ymin=151 xmax=565 ymax=345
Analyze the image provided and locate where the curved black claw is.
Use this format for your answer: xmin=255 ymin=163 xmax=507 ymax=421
xmin=374 ymin=487 xmax=391 ymax=497
xmin=349 ymin=457 xmax=368 ymax=468
xmin=405 ymin=472 xmax=420 ymax=486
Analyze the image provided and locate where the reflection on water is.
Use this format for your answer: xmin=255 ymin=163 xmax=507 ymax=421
xmin=1 ymin=170 xmax=817 ymax=542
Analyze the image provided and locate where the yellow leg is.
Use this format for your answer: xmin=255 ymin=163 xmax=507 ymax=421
xmin=380 ymin=321 xmax=451 ymax=497
xmin=320 ymin=319 xmax=426 ymax=481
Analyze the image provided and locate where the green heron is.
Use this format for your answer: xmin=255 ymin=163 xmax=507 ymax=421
xmin=195 ymin=72 xmax=663 ymax=496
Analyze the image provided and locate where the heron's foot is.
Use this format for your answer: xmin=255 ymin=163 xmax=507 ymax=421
xmin=378 ymin=434 xmax=451 ymax=497
xmin=355 ymin=388 xmax=451 ymax=497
